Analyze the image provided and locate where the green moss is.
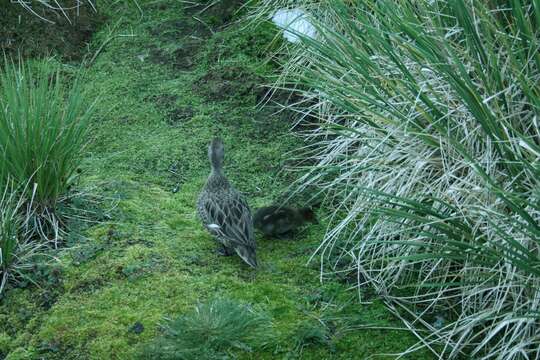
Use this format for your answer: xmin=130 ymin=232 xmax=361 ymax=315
xmin=0 ymin=1 xmax=434 ymax=359
xmin=0 ymin=331 xmax=11 ymax=354
xmin=4 ymin=347 xmax=35 ymax=360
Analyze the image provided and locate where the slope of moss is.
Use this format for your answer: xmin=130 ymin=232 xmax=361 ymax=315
xmin=0 ymin=1 xmax=433 ymax=359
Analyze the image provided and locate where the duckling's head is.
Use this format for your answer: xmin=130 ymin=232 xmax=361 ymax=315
xmin=298 ymin=207 xmax=318 ymax=224
xmin=209 ymin=137 xmax=225 ymax=170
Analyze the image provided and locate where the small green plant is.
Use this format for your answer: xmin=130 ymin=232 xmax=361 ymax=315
xmin=293 ymin=320 xmax=331 ymax=355
xmin=0 ymin=59 xmax=94 ymax=244
xmin=141 ymin=298 xmax=273 ymax=360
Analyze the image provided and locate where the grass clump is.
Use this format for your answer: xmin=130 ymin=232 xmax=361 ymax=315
xmin=141 ymin=298 xmax=273 ymax=360
xmin=0 ymin=183 xmax=42 ymax=296
xmin=254 ymin=0 xmax=540 ymax=358
xmin=292 ymin=320 xmax=332 ymax=355
xmin=0 ymin=59 xmax=94 ymax=244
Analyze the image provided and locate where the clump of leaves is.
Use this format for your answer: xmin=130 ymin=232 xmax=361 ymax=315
xmin=141 ymin=298 xmax=273 ymax=360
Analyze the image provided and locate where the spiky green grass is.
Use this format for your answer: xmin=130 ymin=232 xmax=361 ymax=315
xmin=0 ymin=59 xmax=94 ymax=245
xmin=0 ymin=182 xmax=43 ymax=296
xmin=141 ymin=298 xmax=273 ymax=359
xmin=251 ymin=0 xmax=539 ymax=358
xmin=0 ymin=1 xmax=433 ymax=359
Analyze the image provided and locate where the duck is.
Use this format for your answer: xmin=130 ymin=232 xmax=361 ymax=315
xmin=253 ymin=205 xmax=317 ymax=238
xmin=197 ymin=137 xmax=257 ymax=268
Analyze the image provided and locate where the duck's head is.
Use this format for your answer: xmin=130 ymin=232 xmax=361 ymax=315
xmin=209 ymin=137 xmax=225 ymax=170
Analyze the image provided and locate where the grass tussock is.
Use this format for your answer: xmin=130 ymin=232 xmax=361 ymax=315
xmin=141 ymin=298 xmax=273 ymax=360
xmin=254 ymin=0 xmax=540 ymax=358
xmin=0 ymin=59 xmax=94 ymax=245
xmin=0 ymin=182 xmax=43 ymax=296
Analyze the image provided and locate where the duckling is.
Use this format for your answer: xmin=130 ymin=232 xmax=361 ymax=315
xmin=197 ymin=138 xmax=257 ymax=268
xmin=254 ymin=206 xmax=317 ymax=238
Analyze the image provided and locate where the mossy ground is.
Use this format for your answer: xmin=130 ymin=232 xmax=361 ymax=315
xmin=0 ymin=1 xmax=433 ymax=359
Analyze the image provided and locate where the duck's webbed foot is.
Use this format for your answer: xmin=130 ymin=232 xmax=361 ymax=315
xmin=217 ymin=244 xmax=234 ymax=256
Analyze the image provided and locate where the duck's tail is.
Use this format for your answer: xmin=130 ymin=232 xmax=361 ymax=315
xmin=235 ymin=245 xmax=258 ymax=268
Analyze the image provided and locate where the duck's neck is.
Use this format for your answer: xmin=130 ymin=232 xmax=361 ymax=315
xmin=210 ymin=154 xmax=224 ymax=174
xmin=210 ymin=152 xmax=222 ymax=171
xmin=210 ymin=166 xmax=223 ymax=177
xmin=208 ymin=166 xmax=229 ymax=187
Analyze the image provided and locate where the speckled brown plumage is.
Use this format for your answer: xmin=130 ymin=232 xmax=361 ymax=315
xmin=197 ymin=138 xmax=257 ymax=268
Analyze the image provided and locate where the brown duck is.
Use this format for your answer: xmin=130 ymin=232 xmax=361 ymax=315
xmin=197 ymin=138 xmax=257 ymax=268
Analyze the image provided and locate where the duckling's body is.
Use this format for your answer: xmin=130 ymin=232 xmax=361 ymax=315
xmin=197 ymin=138 xmax=257 ymax=268
xmin=254 ymin=206 xmax=317 ymax=238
